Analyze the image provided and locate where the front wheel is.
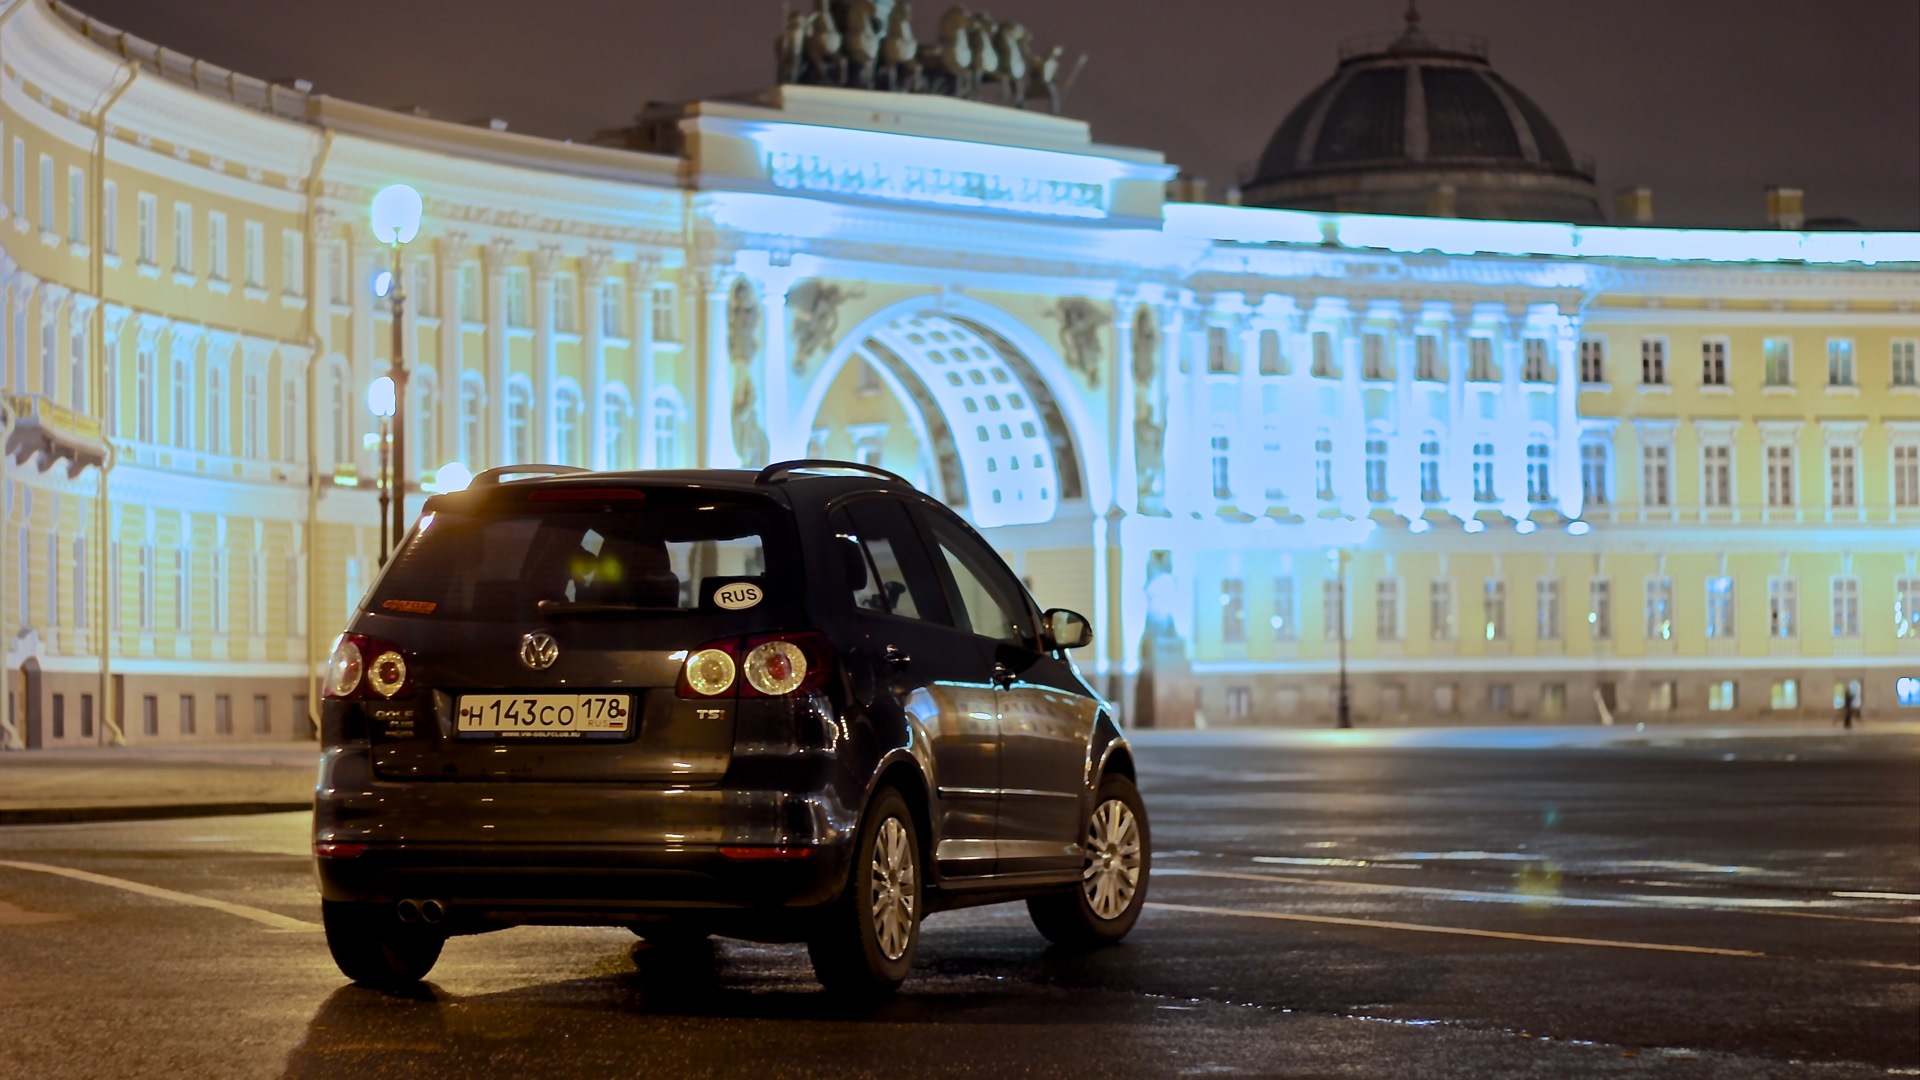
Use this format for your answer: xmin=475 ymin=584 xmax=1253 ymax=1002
xmin=808 ymin=787 xmax=921 ymax=996
xmin=1028 ymin=773 xmax=1150 ymax=949
xmin=322 ymin=901 xmax=445 ymax=990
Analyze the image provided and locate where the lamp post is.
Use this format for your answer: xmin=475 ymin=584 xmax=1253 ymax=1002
xmin=367 ymin=376 xmax=395 ymax=565
xmin=1331 ymin=547 xmax=1352 ymax=729
xmin=369 ymin=183 xmax=423 ymax=559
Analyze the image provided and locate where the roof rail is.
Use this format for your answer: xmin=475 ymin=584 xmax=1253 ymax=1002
xmin=755 ymin=459 xmax=911 ymax=487
xmin=470 ymin=464 xmax=591 ymax=487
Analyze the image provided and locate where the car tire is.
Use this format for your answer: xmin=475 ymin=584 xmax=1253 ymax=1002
xmin=807 ymin=786 xmax=921 ymax=996
xmin=1027 ymin=773 xmax=1150 ymax=949
xmin=322 ymin=900 xmax=445 ymax=990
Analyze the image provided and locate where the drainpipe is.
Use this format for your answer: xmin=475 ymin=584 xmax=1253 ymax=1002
xmin=89 ymin=59 xmax=139 ymax=746
xmin=302 ymin=129 xmax=335 ymax=739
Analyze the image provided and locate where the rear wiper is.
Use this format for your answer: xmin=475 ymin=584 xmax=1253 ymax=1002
xmin=534 ymin=600 xmax=673 ymax=616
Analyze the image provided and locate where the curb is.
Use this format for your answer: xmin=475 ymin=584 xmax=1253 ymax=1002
xmin=0 ymin=801 xmax=312 ymax=827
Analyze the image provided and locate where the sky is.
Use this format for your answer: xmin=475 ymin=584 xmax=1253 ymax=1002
xmin=64 ymin=0 xmax=1920 ymax=229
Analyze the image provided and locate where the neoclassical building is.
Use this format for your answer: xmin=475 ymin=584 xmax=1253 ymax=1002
xmin=1 ymin=0 xmax=1915 ymax=747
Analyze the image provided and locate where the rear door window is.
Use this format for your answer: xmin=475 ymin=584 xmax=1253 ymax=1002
xmin=831 ymin=498 xmax=951 ymax=626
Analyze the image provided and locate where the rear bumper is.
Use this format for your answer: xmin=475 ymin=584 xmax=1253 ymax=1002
xmin=312 ymin=745 xmax=857 ymax=923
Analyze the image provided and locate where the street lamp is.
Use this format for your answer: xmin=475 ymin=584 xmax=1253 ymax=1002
xmin=366 ymin=376 xmax=395 ymax=565
xmin=1328 ymin=546 xmax=1352 ymax=729
xmin=369 ymin=183 xmax=422 ymax=562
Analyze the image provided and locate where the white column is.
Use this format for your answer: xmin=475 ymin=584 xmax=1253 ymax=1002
xmin=1283 ymin=301 xmax=1315 ymax=509
xmin=482 ymin=237 xmax=514 ymax=470
xmin=1495 ymin=306 xmax=1530 ymax=521
xmin=631 ymin=256 xmax=659 ymax=466
xmin=703 ymin=268 xmax=733 ymax=468
xmin=1553 ymin=306 xmax=1583 ymax=519
xmin=1332 ymin=300 xmax=1366 ymax=515
xmin=581 ymin=249 xmax=610 ymax=469
xmin=1389 ymin=302 xmax=1423 ymax=522
xmin=1233 ymin=293 xmax=1262 ymax=508
xmin=1445 ymin=303 xmax=1475 ymax=523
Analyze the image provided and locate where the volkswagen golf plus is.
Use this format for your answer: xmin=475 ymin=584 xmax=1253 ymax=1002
xmin=313 ymin=460 xmax=1147 ymax=995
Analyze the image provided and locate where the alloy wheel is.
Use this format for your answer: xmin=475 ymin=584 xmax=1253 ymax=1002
xmin=869 ymin=816 xmax=916 ymax=961
xmin=1081 ymin=798 xmax=1143 ymax=920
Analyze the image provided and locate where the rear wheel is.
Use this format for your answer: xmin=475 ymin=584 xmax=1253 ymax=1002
xmin=808 ymin=787 xmax=920 ymax=996
xmin=322 ymin=901 xmax=445 ymax=989
xmin=1028 ymin=773 xmax=1150 ymax=949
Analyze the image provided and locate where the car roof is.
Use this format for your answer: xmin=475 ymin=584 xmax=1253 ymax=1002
xmin=434 ymin=461 xmax=920 ymax=511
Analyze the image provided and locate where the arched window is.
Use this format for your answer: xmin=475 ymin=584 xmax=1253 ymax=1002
xmin=552 ymin=381 xmax=582 ymax=467
xmin=650 ymin=388 xmax=683 ymax=469
xmin=136 ymin=338 xmax=157 ymax=443
xmin=601 ymin=383 xmax=632 ymax=470
xmin=505 ymin=378 xmax=533 ymax=464
xmin=325 ymin=357 xmax=351 ymax=467
xmin=457 ymin=371 xmax=486 ymax=468
xmin=410 ymin=366 xmax=437 ymax=472
xmin=241 ymin=367 xmax=262 ymax=459
xmin=170 ymin=345 xmax=193 ymax=450
xmin=206 ymin=361 xmax=228 ymax=456
xmin=1580 ymin=436 xmax=1610 ymax=506
xmin=280 ymin=372 xmax=301 ymax=463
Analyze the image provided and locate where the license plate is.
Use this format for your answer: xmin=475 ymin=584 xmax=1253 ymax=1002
xmin=456 ymin=694 xmax=633 ymax=738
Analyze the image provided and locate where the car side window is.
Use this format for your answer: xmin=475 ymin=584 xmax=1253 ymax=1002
xmin=923 ymin=512 xmax=1034 ymax=648
xmin=830 ymin=499 xmax=951 ymax=626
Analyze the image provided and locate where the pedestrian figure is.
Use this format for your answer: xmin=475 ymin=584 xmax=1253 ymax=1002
xmin=1838 ymin=684 xmax=1859 ymax=730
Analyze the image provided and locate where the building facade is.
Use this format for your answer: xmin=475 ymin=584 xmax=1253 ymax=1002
xmin=0 ymin=0 xmax=1915 ymax=747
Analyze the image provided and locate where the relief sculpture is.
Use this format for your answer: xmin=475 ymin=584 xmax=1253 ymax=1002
xmin=1049 ymin=297 xmax=1110 ymax=387
xmin=728 ymin=278 xmax=771 ymax=467
xmin=788 ymin=279 xmax=864 ymax=375
xmin=1131 ymin=304 xmax=1167 ymax=515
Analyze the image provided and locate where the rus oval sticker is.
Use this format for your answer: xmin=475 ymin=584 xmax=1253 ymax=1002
xmin=714 ymin=583 xmax=764 ymax=610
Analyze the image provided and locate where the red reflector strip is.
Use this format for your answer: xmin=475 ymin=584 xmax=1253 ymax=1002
xmin=314 ymin=842 xmax=367 ymax=858
xmin=527 ymin=488 xmax=646 ymax=502
xmin=718 ymin=846 xmax=815 ymax=861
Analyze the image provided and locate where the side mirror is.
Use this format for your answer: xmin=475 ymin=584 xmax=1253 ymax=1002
xmin=1043 ymin=608 xmax=1093 ymax=651
xmin=836 ymin=535 xmax=868 ymax=591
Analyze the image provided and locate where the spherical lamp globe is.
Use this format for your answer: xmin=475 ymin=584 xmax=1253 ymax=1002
xmin=369 ymin=183 xmax=423 ymax=245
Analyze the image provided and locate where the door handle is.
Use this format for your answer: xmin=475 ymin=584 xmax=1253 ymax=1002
xmin=991 ymin=662 xmax=1015 ymax=689
xmin=883 ymin=645 xmax=912 ymax=668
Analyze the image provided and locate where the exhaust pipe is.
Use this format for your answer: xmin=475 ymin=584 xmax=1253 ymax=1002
xmin=396 ymin=898 xmax=422 ymax=923
xmin=418 ymin=899 xmax=447 ymax=925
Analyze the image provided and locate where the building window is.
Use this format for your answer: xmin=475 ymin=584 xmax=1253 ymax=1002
xmin=601 ymin=386 xmax=632 ymax=469
xmin=1429 ymin=580 xmax=1452 ymax=640
xmin=1271 ymin=576 xmax=1296 ymax=641
xmin=1522 ymin=339 xmax=1549 ymax=382
xmin=1468 ymin=337 xmax=1495 ymax=381
xmin=1578 ymin=338 xmax=1605 ymax=383
xmin=1701 ymin=443 xmax=1731 ymax=507
xmin=600 ymin=282 xmax=624 ymax=337
xmin=284 ymin=554 xmax=303 ymax=638
xmin=1415 ymin=335 xmax=1441 ymax=381
xmin=1221 ymin=578 xmax=1246 ymax=644
xmin=1310 ymin=331 xmax=1335 ymax=377
xmin=1258 ymin=329 xmax=1283 ymax=375
xmin=1207 ymin=326 xmax=1235 ymax=374
xmin=173 ymin=547 xmax=189 ymax=632
xmin=280 ymin=376 xmax=301 ymax=462
xmin=1472 ymin=442 xmax=1496 ymax=502
xmin=1646 ymin=577 xmax=1673 ymax=641
xmin=457 ymin=372 xmax=485 ymax=467
xmin=1419 ymin=438 xmax=1442 ymax=502
xmin=1828 ymin=445 xmax=1857 ymax=507
xmin=8 ymin=136 xmax=21 ymax=218
xmin=1769 ymin=577 xmax=1797 ymax=639
xmin=1640 ymin=338 xmax=1666 ymax=385
xmin=1589 ymin=578 xmax=1612 ymax=640
xmin=323 ymin=359 xmax=349 ymax=466
xmin=207 ymin=211 xmax=227 ymax=282
xmin=1705 ymin=576 xmax=1735 ymax=640
xmin=253 ymin=695 xmax=271 ymax=736
xmin=1362 ymin=333 xmax=1388 ymax=380
xmin=1375 ymin=578 xmax=1400 ymax=641
xmin=650 ymin=390 xmax=682 ymax=467
xmin=1771 ymin=679 xmax=1799 ymax=710
xmin=1708 ymin=680 xmax=1736 ymax=712
xmin=142 ymin=694 xmax=158 ymax=736
xmin=134 ymin=340 xmax=156 ymax=442
xmin=1895 ymin=576 xmax=1920 ymax=639
xmin=281 ymin=230 xmax=304 ymax=297
xmin=1482 ymin=579 xmax=1506 ymax=641
xmin=552 ymin=383 xmax=582 ymax=466
xmin=1893 ymin=340 xmax=1918 ymax=387
xmin=1580 ymin=439 xmax=1610 ymax=506
xmin=1701 ymin=339 xmax=1727 ymax=386
xmin=1895 ymin=446 xmax=1919 ymax=507
xmin=1831 ymin=577 xmax=1861 ymax=638
xmin=1526 ymin=441 xmax=1552 ymax=503
xmin=1211 ymin=435 xmax=1231 ymax=499
xmin=505 ymin=380 xmax=533 ymax=462
xmin=169 ymin=349 xmax=192 ymax=450
xmin=410 ymin=256 xmax=436 ymax=318
xmin=1642 ymin=443 xmax=1671 ymax=507
xmin=213 ymin=694 xmax=232 ymax=736
xmin=1314 ymin=434 xmax=1334 ymax=500
xmin=1763 ymin=338 xmax=1792 ymax=387
xmin=1648 ymin=681 xmax=1675 ymax=712
xmin=66 ymin=164 xmax=83 ymax=245
xmin=244 ymin=221 xmax=263 ymax=288
xmin=1487 ymin=684 xmax=1511 ymax=715
xmin=1827 ymin=339 xmax=1855 ymax=387
xmin=180 ymin=694 xmax=196 ymax=735
xmin=37 ymin=153 xmax=53 ymax=232
xmin=505 ymin=267 xmax=531 ymax=328
xmin=72 ymin=536 xmax=87 ymax=630
xmin=45 ymin=532 xmax=58 ymax=629
xmin=1225 ymin=686 xmax=1253 ymax=722
xmin=103 ymin=179 xmax=117 ymax=255
xmin=1536 ymin=579 xmax=1560 ymax=640
xmin=553 ymin=273 xmax=578 ymax=334
xmin=69 ymin=318 xmax=87 ymax=413
xmin=241 ymin=369 xmax=262 ymax=459
xmin=1364 ymin=438 xmax=1388 ymax=502
xmin=171 ymin=202 xmax=192 ymax=273
xmin=206 ymin=363 xmax=227 ymax=456
xmin=211 ymin=551 xmax=228 ymax=636
xmin=1766 ymin=445 xmax=1795 ymax=507
xmin=40 ymin=316 xmax=55 ymax=398
xmin=1322 ymin=578 xmax=1345 ymax=642
xmin=651 ymin=283 xmax=678 ymax=342
xmin=137 ymin=193 xmax=157 ymax=265
xmin=458 ymin=263 xmax=480 ymax=321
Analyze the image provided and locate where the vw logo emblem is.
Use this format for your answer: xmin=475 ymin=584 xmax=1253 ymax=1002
xmin=519 ymin=631 xmax=559 ymax=671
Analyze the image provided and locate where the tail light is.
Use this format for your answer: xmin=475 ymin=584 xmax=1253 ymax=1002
xmin=678 ymin=632 xmax=833 ymax=699
xmin=325 ymin=633 xmax=415 ymax=699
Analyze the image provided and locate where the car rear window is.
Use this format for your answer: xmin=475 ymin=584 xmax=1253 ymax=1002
xmin=367 ymin=491 xmax=781 ymax=622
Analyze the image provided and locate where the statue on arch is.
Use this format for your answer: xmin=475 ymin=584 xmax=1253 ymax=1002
xmin=1131 ymin=304 xmax=1166 ymax=515
xmin=727 ymin=278 xmax=770 ymax=467
xmin=788 ymin=279 xmax=864 ymax=374
xmin=1048 ymin=297 xmax=1110 ymax=387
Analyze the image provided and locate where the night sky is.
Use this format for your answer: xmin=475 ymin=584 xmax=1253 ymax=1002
xmin=63 ymin=0 xmax=1920 ymax=229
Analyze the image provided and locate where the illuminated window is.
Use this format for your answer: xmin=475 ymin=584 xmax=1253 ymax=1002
xmin=1705 ymin=576 xmax=1735 ymax=640
xmin=600 ymin=281 xmax=624 ymax=337
xmin=1898 ymin=577 xmax=1920 ymax=639
xmin=1375 ymin=578 xmax=1400 ymax=641
xmin=1419 ymin=438 xmax=1442 ymax=502
xmin=1895 ymin=446 xmax=1919 ymax=506
xmin=1831 ymin=576 xmax=1860 ymax=638
xmin=1211 ymin=434 xmax=1231 ymax=499
xmin=39 ymin=316 xmax=54 ymax=398
xmin=1206 ymin=326 xmax=1235 ymax=374
xmin=1708 ymin=680 xmax=1736 ymax=712
xmin=1826 ymin=339 xmax=1855 ymax=387
xmin=1429 ymin=580 xmax=1452 ymax=640
xmin=1483 ymin=579 xmax=1506 ymax=641
xmin=1526 ymin=441 xmax=1551 ymax=502
xmin=1322 ymin=578 xmax=1344 ymax=642
xmin=1578 ymin=338 xmax=1606 ymax=384
xmin=651 ymin=283 xmax=678 ymax=342
xmin=1640 ymin=338 xmax=1666 ymax=385
xmin=169 ymin=347 xmax=192 ymax=450
xmin=410 ymin=257 xmax=436 ymax=318
xmin=1763 ymin=338 xmax=1792 ymax=387
xmin=1271 ymin=577 xmax=1296 ymax=641
xmin=1701 ymin=443 xmax=1731 ymax=507
xmin=1700 ymin=339 xmax=1726 ymax=386
xmin=1221 ymin=578 xmax=1245 ymax=644
xmin=552 ymin=273 xmax=577 ymax=334
xmin=1766 ymin=445 xmax=1794 ymax=507
xmin=1521 ymin=339 xmax=1549 ymax=382
xmin=1580 ymin=439 xmax=1610 ymax=505
xmin=1893 ymin=341 xmax=1917 ymax=387
xmin=411 ymin=367 xmax=436 ymax=467
xmin=280 ymin=375 xmax=301 ymax=463
xmin=1769 ymin=577 xmax=1797 ymax=639
xmin=458 ymin=263 xmax=481 ymax=322
xmin=1468 ymin=337 xmax=1496 ymax=381
xmin=1645 ymin=577 xmax=1673 ymax=641
xmin=1536 ymin=579 xmax=1560 ymax=640
xmin=1364 ymin=438 xmax=1388 ymax=502
xmin=1314 ymin=434 xmax=1334 ymax=500
xmin=1472 ymin=442 xmax=1495 ymax=502
xmin=1828 ymin=444 xmax=1857 ymax=507
xmin=324 ymin=358 xmax=350 ymax=467
xmin=1310 ymin=331 xmax=1336 ymax=378
xmin=1362 ymin=333 xmax=1389 ymax=380
xmin=1416 ymin=335 xmax=1442 ymax=381
xmin=505 ymin=268 xmax=531 ymax=328
xmin=1770 ymin=679 xmax=1799 ymax=710
xmin=1258 ymin=329 xmax=1284 ymax=375
xmin=1589 ymin=578 xmax=1612 ymax=640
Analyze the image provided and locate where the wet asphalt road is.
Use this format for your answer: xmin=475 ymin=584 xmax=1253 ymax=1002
xmin=0 ymin=733 xmax=1916 ymax=1079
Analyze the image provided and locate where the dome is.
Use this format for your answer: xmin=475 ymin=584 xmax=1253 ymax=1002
xmin=1243 ymin=14 xmax=1602 ymax=224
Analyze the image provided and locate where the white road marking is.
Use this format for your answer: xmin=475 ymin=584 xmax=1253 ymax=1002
xmin=1833 ymin=891 xmax=1920 ymax=902
xmin=0 ymin=859 xmax=320 ymax=932
xmin=1161 ymin=868 xmax=1920 ymax=925
xmin=1145 ymin=901 xmax=1920 ymax=971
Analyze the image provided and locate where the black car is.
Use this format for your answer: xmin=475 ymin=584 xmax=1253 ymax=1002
xmin=313 ymin=459 xmax=1148 ymax=994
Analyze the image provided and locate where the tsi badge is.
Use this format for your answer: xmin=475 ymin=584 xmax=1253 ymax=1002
xmin=714 ymin=582 xmax=764 ymax=610
xmin=519 ymin=631 xmax=560 ymax=671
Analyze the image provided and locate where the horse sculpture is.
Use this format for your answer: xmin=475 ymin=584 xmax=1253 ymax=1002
xmin=881 ymin=3 xmax=918 ymax=90
xmin=844 ymin=0 xmax=883 ymax=88
xmin=776 ymin=11 xmax=811 ymax=85
xmin=775 ymin=3 xmax=1078 ymax=113
xmin=804 ymin=3 xmax=844 ymax=86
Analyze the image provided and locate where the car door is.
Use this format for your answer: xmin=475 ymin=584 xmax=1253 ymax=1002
xmin=917 ymin=508 xmax=1093 ymax=876
xmin=830 ymin=497 xmax=1002 ymax=880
